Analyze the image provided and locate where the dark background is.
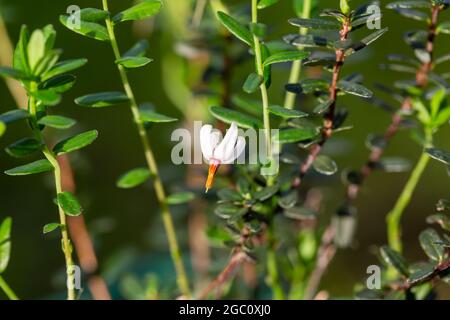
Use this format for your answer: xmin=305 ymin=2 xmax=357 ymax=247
xmin=0 ymin=0 xmax=449 ymax=299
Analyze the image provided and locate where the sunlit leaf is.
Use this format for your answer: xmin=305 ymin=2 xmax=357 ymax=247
xmin=43 ymin=223 xmax=61 ymax=234
xmin=210 ymin=106 xmax=263 ymax=129
xmin=262 ymin=51 xmax=310 ymax=67
xmin=217 ymin=11 xmax=253 ymax=47
xmin=419 ymin=228 xmax=445 ymax=262
xmin=53 ymin=130 xmax=98 ymax=155
xmin=117 ymin=168 xmax=151 ymax=189
xmin=75 ymin=92 xmax=129 ymax=107
xmin=4 ymin=159 xmax=53 ymax=176
xmin=116 ymin=56 xmax=153 ymax=69
xmin=38 ymin=115 xmax=76 ymax=129
xmin=113 ymin=0 xmax=162 ymax=24
xmin=57 ymin=191 xmax=83 ymax=216
xmin=243 ymin=73 xmax=263 ymax=93
xmin=60 ymin=15 xmax=109 ymax=41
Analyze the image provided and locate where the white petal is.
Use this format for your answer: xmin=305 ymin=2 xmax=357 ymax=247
xmin=200 ymin=124 xmax=214 ymax=160
xmin=223 ymin=136 xmax=246 ymax=164
xmin=213 ymin=122 xmax=238 ymax=161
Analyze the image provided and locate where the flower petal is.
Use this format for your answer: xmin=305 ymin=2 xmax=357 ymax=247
xmin=223 ymin=136 xmax=246 ymax=164
xmin=214 ymin=122 xmax=238 ymax=161
xmin=200 ymin=124 xmax=214 ymax=160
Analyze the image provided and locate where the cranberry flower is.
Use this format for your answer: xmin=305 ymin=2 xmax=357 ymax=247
xmin=200 ymin=122 xmax=246 ymax=192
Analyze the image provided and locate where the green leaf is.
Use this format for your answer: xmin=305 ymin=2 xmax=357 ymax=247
xmin=166 ymin=192 xmax=195 ymax=205
xmin=313 ymin=155 xmax=338 ymax=175
xmin=0 ymin=109 xmax=29 ymax=124
xmin=231 ymin=95 xmax=261 ymax=115
xmin=407 ymin=263 xmax=435 ymax=286
xmin=38 ymin=115 xmax=76 ymax=129
xmin=217 ymin=11 xmax=253 ymax=47
xmin=44 ymin=58 xmax=88 ymax=79
xmin=0 ymin=66 xmax=34 ymax=81
xmin=43 ymin=223 xmax=61 ymax=234
xmin=78 ymin=8 xmax=109 ymax=22
xmin=40 ymin=74 xmax=76 ymax=93
xmin=419 ymin=228 xmax=445 ymax=262
xmin=278 ymin=191 xmax=298 ymax=209
xmin=394 ymin=8 xmax=429 ymax=21
xmin=115 ymin=56 xmax=153 ymax=69
xmin=218 ymin=189 xmax=244 ymax=201
xmin=345 ymin=28 xmax=389 ymax=56
xmin=386 ymin=1 xmax=432 ymax=9
xmin=263 ymin=51 xmax=310 ymax=67
xmin=0 ymin=217 xmax=12 ymax=273
xmin=124 ymin=40 xmax=149 ymax=57
xmin=4 ymin=159 xmax=53 ymax=176
xmin=139 ymin=109 xmax=177 ymax=123
xmin=53 ymin=130 xmax=98 ymax=155
xmin=380 ymin=245 xmax=409 ymax=276
xmin=13 ymin=25 xmax=30 ymax=74
xmin=214 ymin=204 xmax=247 ymax=219
xmin=268 ymin=105 xmax=308 ymax=118
xmin=288 ymin=18 xmax=340 ymax=30
xmin=243 ymin=73 xmax=263 ymax=93
xmin=426 ymin=214 xmax=450 ymax=231
xmin=60 ymin=15 xmax=109 ymax=41
xmin=210 ymin=106 xmax=263 ymax=129
xmin=113 ymin=0 xmax=162 ymax=24
xmin=426 ymin=148 xmax=450 ymax=165
xmin=257 ymin=0 xmax=280 ymax=9
xmin=34 ymin=90 xmax=61 ymax=106
xmin=275 ymin=127 xmax=319 ymax=144
xmin=75 ymin=92 xmax=129 ymax=107
xmin=338 ymin=80 xmax=373 ymax=98
xmin=284 ymin=206 xmax=316 ymax=220
xmin=5 ymin=137 xmax=42 ymax=158
xmin=436 ymin=199 xmax=450 ymax=212
xmin=284 ymin=34 xmax=332 ymax=48
xmin=117 ymin=168 xmax=151 ymax=189
xmin=57 ymin=191 xmax=83 ymax=216
xmin=27 ymin=29 xmax=45 ymax=71
xmin=313 ymin=99 xmax=334 ymax=115
xmin=438 ymin=21 xmax=450 ymax=34
xmin=0 ymin=122 xmax=5 ymax=137
xmin=254 ymin=185 xmax=279 ymax=201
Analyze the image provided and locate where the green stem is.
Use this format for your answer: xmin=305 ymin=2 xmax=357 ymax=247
xmin=284 ymin=0 xmax=312 ymax=109
xmin=0 ymin=275 xmax=18 ymax=300
xmin=386 ymin=130 xmax=433 ymax=253
xmin=266 ymin=227 xmax=285 ymax=300
xmin=29 ymin=82 xmax=76 ymax=300
xmin=102 ymin=0 xmax=190 ymax=297
xmin=251 ymin=0 xmax=271 ymax=161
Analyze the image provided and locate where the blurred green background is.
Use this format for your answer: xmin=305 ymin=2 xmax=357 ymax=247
xmin=0 ymin=0 xmax=449 ymax=299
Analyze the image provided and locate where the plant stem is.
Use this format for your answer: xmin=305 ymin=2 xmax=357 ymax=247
xmin=284 ymin=0 xmax=312 ymax=109
xmin=386 ymin=146 xmax=431 ymax=253
xmin=266 ymin=227 xmax=284 ymax=299
xmin=101 ymin=0 xmax=190 ymax=297
xmin=29 ymin=82 xmax=76 ymax=300
xmin=0 ymin=275 xmax=18 ymax=300
xmin=251 ymin=0 xmax=271 ymax=161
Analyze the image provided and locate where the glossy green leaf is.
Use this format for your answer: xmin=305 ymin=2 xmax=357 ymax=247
xmin=40 ymin=74 xmax=76 ymax=93
xmin=139 ymin=109 xmax=177 ymax=123
xmin=345 ymin=28 xmax=388 ymax=56
xmin=34 ymin=89 xmax=61 ymax=106
xmin=117 ymin=168 xmax=151 ymax=189
xmin=284 ymin=34 xmax=332 ymax=48
xmin=60 ymin=15 xmax=109 ymax=41
xmin=53 ymin=130 xmax=98 ymax=155
xmin=166 ymin=192 xmax=195 ymax=205
xmin=438 ymin=21 xmax=450 ymax=34
xmin=217 ymin=11 xmax=253 ymax=47
xmin=43 ymin=223 xmax=61 ymax=234
xmin=269 ymin=105 xmax=308 ymax=118
xmin=0 ymin=122 xmax=5 ymax=137
xmin=38 ymin=115 xmax=76 ymax=129
xmin=288 ymin=18 xmax=340 ymax=30
xmin=0 ymin=109 xmax=29 ymax=124
xmin=243 ymin=73 xmax=263 ymax=93
xmin=78 ymin=8 xmax=109 ymax=22
xmin=210 ymin=106 xmax=263 ymax=129
xmin=278 ymin=191 xmax=298 ymax=209
xmin=75 ymin=92 xmax=129 ymax=107
xmin=313 ymin=155 xmax=338 ymax=175
xmin=275 ymin=127 xmax=319 ymax=143
xmin=4 ymin=159 xmax=53 ymax=176
xmin=426 ymin=214 xmax=450 ymax=231
xmin=5 ymin=137 xmax=42 ymax=158
xmin=13 ymin=25 xmax=30 ymax=74
xmin=113 ymin=0 xmax=162 ymax=24
xmin=115 ymin=56 xmax=153 ymax=69
xmin=284 ymin=206 xmax=316 ymax=220
xmin=263 ymin=51 xmax=310 ymax=67
xmin=313 ymin=99 xmax=334 ymax=115
xmin=0 ymin=217 xmax=12 ymax=273
xmin=254 ymin=185 xmax=279 ymax=201
xmin=214 ymin=204 xmax=247 ymax=219
xmin=0 ymin=66 xmax=34 ymax=81
xmin=257 ymin=0 xmax=280 ymax=9
xmin=426 ymin=148 xmax=450 ymax=165
xmin=407 ymin=263 xmax=435 ymax=285
xmin=394 ymin=8 xmax=428 ymax=21
xmin=218 ymin=189 xmax=244 ymax=201
xmin=57 ymin=191 xmax=83 ymax=216
xmin=44 ymin=58 xmax=88 ymax=79
xmin=231 ymin=95 xmax=261 ymax=115
xmin=338 ymin=80 xmax=373 ymax=98
xmin=380 ymin=245 xmax=409 ymax=276
xmin=419 ymin=228 xmax=445 ymax=262
xmin=27 ymin=29 xmax=45 ymax=70
xmin=386 ymin=1 xmax=432 ymax=9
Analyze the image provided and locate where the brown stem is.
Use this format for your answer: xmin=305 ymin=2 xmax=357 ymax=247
xmin=346 ymin=5 xmax=441 ymax=202
xmin=293 ymin=20 xmax=351 ymax=188
xmin=303 ymin=226 xmax=336 ymax=300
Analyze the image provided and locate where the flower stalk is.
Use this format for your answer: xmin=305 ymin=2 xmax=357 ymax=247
xmin=0 ymin=275 xmax=18 ymax=300
xmin=101 ymin=0 xmax=190 ymax=297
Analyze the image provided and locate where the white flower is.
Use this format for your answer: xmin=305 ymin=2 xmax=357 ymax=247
xmin=200 ymin=122 xmax=246 ymax=192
